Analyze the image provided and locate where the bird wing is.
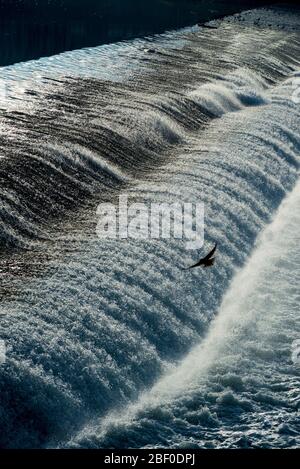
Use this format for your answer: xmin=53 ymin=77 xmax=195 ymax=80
xmin=202 ymin=243 xmax=217 ymax=262
xmin=185 ymin=260 xmax=202 ymax=270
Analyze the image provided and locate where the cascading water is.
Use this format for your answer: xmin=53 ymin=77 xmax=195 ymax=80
xmin=69 ymin=177 xmax=300 ymax=449
xmin=0 ymin=6 xmax=299 ymax=449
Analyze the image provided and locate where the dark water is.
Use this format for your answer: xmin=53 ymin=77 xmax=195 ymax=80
xmin=0 ymin=0 xmax=275 ymax=66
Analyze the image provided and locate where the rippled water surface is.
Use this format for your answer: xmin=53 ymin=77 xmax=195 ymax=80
xmin=0 ymin=6 xmax=299 ymax=448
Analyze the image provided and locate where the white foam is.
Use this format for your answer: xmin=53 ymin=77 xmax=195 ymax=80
xmin=73 ymin=176 xmax=300 ymax=443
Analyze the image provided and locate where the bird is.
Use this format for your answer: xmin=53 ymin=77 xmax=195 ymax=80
xmin=185 ymin=243 xmax=217 ymax=269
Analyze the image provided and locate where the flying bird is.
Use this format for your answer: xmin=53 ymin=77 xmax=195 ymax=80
xmin=185 ymin=243 xmax=218 ymax=269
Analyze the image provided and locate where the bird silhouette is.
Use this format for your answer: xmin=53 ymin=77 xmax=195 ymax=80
xmin=185 ymin=243 xmax=217 ymax=269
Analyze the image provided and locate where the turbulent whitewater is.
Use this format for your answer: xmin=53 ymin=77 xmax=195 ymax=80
xmin=0 ymin=6 xmax=299 ymax=448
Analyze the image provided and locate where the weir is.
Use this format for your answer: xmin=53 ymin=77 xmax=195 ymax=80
xmin=0 ymin=6 xmax=299 ymax=449
xmin=70 ymin=179 xmax=300 ymax=448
